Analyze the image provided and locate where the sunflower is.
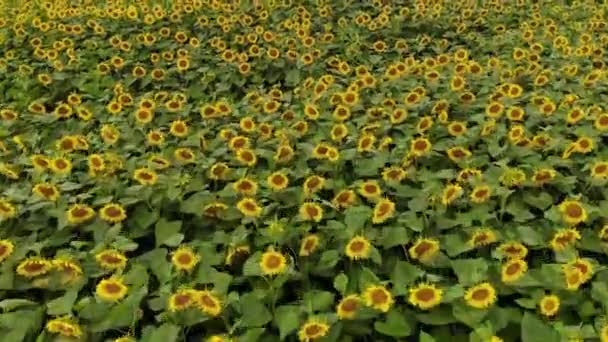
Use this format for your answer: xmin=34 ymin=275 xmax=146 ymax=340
xmin=575 ymin=136 xmax=594 ymax=153
xmin=100 ymin=203 xmax=127 ymax=224
xmin=132 ymin=167 xmax=158 ymax=185
xmin=591 ymin=161 xmax=608 ymax=179
xmin=96 ymin=276 xmax=128 ymax=302
xmin=208 ymin=163 xmax=230 ymax=180
xmin=408 ymin=283 xmax=443 ymax=310
xmin=559 ymin=199 xmax=587 ymax=225
xmin=441 ymin=184 xmax=463 ymax=206
xmin=539 ymin=294 xmax=560 ymax=316
xmin=363 ymin=285 xmax=394 ymax=313
xmin=532 ymin=168 xmax=557 ymax=185
xmin=53 ymin=258 xmax=83 ymax=284
xmin=501 ymin=259 xmax=528 ymax=283
xmin=299 ymin=234 xmax=320 ymax=257
xmin=134 ymin=108 xmax=154 ymax=124
xmin=96 ymin=249 xmax=127 ymax=270
xmin=167 ymin=288 xmax=197 ymax=312
xmin=32 ymin=183 xmax=60 ymax=201
xmin=595 ymin=114 xmax=608 ymax=131
xmin=174 ymin=147 xmax=195 ymax=163
xmin=468 ymin=228 xmax=497 ymax=247
xmin=447 ymin=146 xmax=472 ymax=162
xmin=0 ymin=239 xmax=14 ymax=263
xmin=563 ymin=267 xmax=584 ymax=291
xmin=147 ymin=130 xmax=165 ymax=146
xmin=301 ymin=175 xmax=324 ymax=195
xmin=567 ymin=258 xmax=594 ymax=283
xmin=236 ymin=197 xmax=262 ymax=217
xmin=409 ymin=238 xmax=440 ymax=262
xmin=358 ymin=180 xmax=382 ymax=200
xmin=297 ymin=318 xmax=330 ymax=342
xmin=566 ymin=107 xmax=586 ymax=124
xmin=332 ymin=190 xmax=357 ymax=209
xmin=299 ymin=202 xmax=323 ymax=222
xmin=233 ymin=178 xmax=258 ymax=196
xmin=198 ymin=290 xmax=223 ymax=316
xmin=372 ymin=198 xmax=395 ymax=224
xmin=550 ymin=228 xmax=581 ymax=251
xmin=345 ymin=236 xmax=371 ymax=260
xmin=31 ymin=154 xmax=50 ymax=171
xmin=382 ymin=166 xmax=407 ymax=183
xmin=171 ymin=246 xmax=200 ymax=272
xmin=236 ymin=148 xmax=257 ymax=167
xmin=66 ymin=204 xmax=95 ymax=225
xmin=267 ymin=171 xmax=289 ymax=191
xmin=50 ymin=157 xmax=72 ymax=175
xmin=470 ymin=184 xmax=491 ymax=203
xmin=485 ymin=101 xmax=504 ymax=118
xmin=16 ymin=257 xmax=52 ymax=278
xmin=260 ymin=248 xmax=287 ymax=275
xmin=170 ymin=120 xmax=189 ymax=138
xmin=600 ymin=324 xmax=608 ymax=342
xmin=46 ymin=317 xmax=82 ymax=338
xmin=410 ymin=137 xmax=432 ymax=156
xmin=464 ymin=282 xmax=497 ymax=309
xmin=334 ymin=295 xmax=361 ymax=320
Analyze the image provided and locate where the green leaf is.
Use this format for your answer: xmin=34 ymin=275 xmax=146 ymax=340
xmin=380 ymin=226 xmax=410 ymax=248
xmin=521 ymin=312 xmax=560 ymax=342
xmin=420 ymin=331 xmax=437 ymax=342
xmin=450 ymin=259 xmax=488 ymax=286
xmin=240 ymin=294 xmax=272 ymax=327
xmin=344 ymin=206 xmax=372 ymax=231
xmin=391 ymin=261 xmax=423 ymax=296
xmin=154 ymin=219 xmax=183 ymax=247
xmin=139 ymin=249 xmax=172 ymax=285
xmin=238 ymin=328 xmax=266 ymax=342
xmin=334 ymin=273 xmax=348 ymax=294
xmin=374 ymin=309 xmax=412 ymax=337
xmin=0 ymin=299 xmax=37 ymax=311
xmin=274 ymin=306 xmax=300 ymax=340
xmin=46 ymin=290 xmax=78 ymax=315
xmin=452 ymin=303 xmax=488 ymax=327
xmin=146 ymin=323 xmax=181 ymax=342
xmin=303 ymin=291 xmax=335 ymax=312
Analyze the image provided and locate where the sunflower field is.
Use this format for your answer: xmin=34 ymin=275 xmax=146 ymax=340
xmin=3 ymin=0 xmax=608 ymax=341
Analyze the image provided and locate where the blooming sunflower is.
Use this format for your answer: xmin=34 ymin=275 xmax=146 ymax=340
xmin=299 ymin=234 xmax=320 ymax=257
xmin=470 ymin=184 xmax=492 ymax=203
xmin=591 ymin=161 xmax=608 ymax=179
xmin=303 ymin=175 xmax=325 ymax=196
xmin=409 ymin=238 xmax=440 ymax=262
xmin=66 ymin=204 xmax=95 ymax=225
xmin=260 ymin=248 xmax=287 ymax=276
xmin=96 ymin=276 xmax=128 ymax=302
xmin=0 ymin=199 xmax=16 ymax=220
xmin=497 ymin=241 xmax=528 ymax=259
xmin=96 ymin=249 xmax=128 ymax=270
xmin=564 ymin=267 xmax=584 ymax=291
xmin=16 ymin=257 xmax=52 ymax=278
xmin=209 ymin=162 xmax=230 ymax=180
xmin=298 ymin=318 xmax=330 ymax=342
xmin=133 ymin=168 xmax=158 ymax=185
xmin=198 ymin=290 xmax=223 ymax=316
xmin=468 ymin=228 xmax=497 ymax=248
xmin=566 ymin=258 xmax=594 ymax=283
xmin=49 ymin=157 xmax=72 ymax=175
xmin=441 ymin=184 xmax=463 ymax=206
xmin=550 ymin=228 xmax=581 ymax=251
xmin=299 ymin=202 xmax=323 ymax=222
xmin=0 ymin=239 xmax=15 ymax=263
xmin=99 ymin=203 xmax=127 ymax=224
xmin=410 ymin=137 xmax=432 ymax=156
xmin=332 ymin=190 xmax=357 ymax=209
xmin=408 ymin=283 xmax=443 ymax=310
xmin=236 ymin=197 xmax=263 ymax=217
xmin=236 ymin=148 xmax=257 ymax=167
xmin=501 ymin=259 xmax=528 ymax=283
xmin=233 ymin=178 xmax=258 ymax=196
xmin=267 ymin=171 xmax=289 ymax=191
xmin=175 ymin=147 xmax=196 ymax=164
xmin=336 ymin=295 xmax=361 ymax=320
xmin=46 ymin=317 xmax=82 ymax=338
xmin=363 ymin=285 xmax=394 ymax=313
xmin=559 ymin=199 xmax=587 ymax=225
xmin=345 ymin=236 xmax=371 ymax=260
xmin=539 ymin=294 xmax=560 ymax=317
xmin=372 ymin=198 xmax=395 ymax=224
xmin=171 ymin=246 xmax=200 ymax=272
xmin=358 ymin=180 xmax=382 ymax=200
xmin=464 ymin=282 xmax=497 ymax=309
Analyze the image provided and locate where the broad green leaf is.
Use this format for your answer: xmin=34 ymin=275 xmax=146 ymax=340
xmin=380 ymin=226 xmax=410 ymax=248
xmin=240 ymin=294 xmax=272 ymax=327
xmin=391 ymin=261 xmax=423 ymax=296
xmin=46 ymin=290 xmax=78 ymax=315
xmin=374 ymin=309 xmax=411 ymax=337
xmin=303 ymin=291 xmax=335 ymax=312
xmin=521 ymin=312 xmax=560 ymax=342
xmin=450 ymin=259 xmax=488 ymax=286
xmin=274 ymin=306 xmax=300 ymax=340
xmin=154 ymin=218 xmax=183 ymax=247
xmin=146 ymin=323 xmax=180 ymax=342
xmin=334 ymin=273 xmax=348 ymax=294
xmin=0 ymin=299 xmax=37 ymax=311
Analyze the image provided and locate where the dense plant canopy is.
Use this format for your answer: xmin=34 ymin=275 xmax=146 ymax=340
xmin=1 ymin=0 xmax=608 ymax=341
